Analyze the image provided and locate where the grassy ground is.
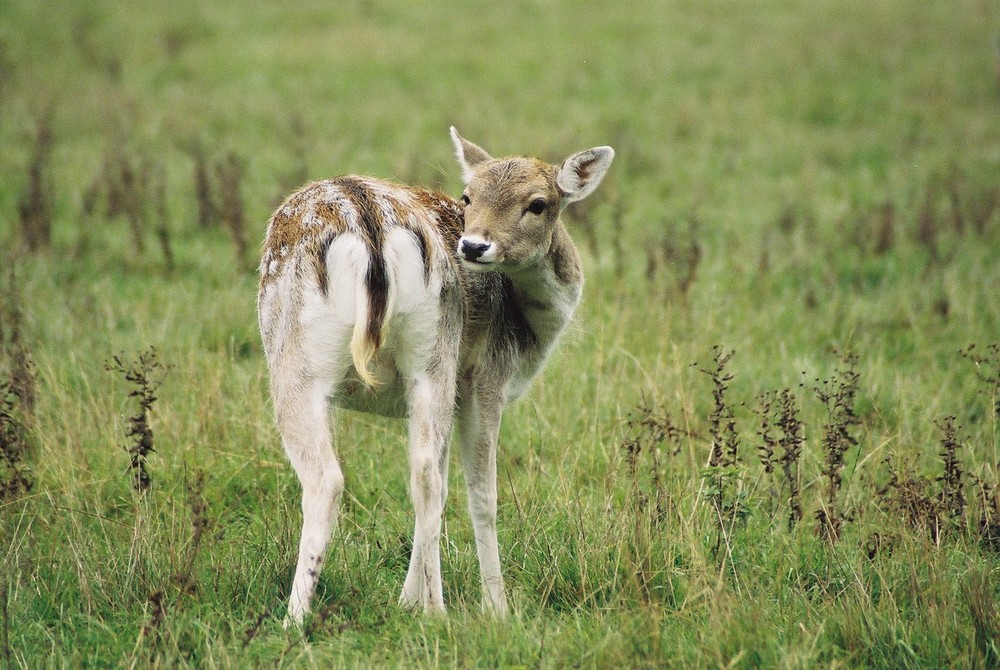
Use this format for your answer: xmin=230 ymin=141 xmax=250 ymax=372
xmin=2 ymin=0 xmax=1000 ymax=667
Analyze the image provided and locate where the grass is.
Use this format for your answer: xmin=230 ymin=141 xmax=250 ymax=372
xmin=2 ymin=0 xmax=1000 ymax=666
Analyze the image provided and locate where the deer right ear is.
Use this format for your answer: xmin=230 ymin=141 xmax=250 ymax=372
xmin=450 ymin=127 xmax=493 ymax=185
xmin=557 ymin=146 xmax=615 ymax=205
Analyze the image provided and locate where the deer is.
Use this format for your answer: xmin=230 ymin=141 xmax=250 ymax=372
xmin=257 ymin=127 xmax=614 ymax=624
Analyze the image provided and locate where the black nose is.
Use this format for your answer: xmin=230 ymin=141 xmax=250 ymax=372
xmin=460 ymin=239 xmax=490 ymax=261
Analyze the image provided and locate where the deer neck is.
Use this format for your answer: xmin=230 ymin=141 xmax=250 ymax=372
xmin=503 ymin=220 xmax=583 ymax=344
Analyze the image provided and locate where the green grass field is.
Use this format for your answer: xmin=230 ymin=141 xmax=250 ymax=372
xmin=2 ymin=0 xmax=1000 ymax=666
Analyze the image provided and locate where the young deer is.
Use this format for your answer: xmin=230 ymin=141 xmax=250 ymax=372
xmin=258 ymin=128 xmax=613 ymax=623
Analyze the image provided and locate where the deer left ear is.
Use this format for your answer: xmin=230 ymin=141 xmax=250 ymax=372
xmin=557 ymin=146 xmax=615 ymax=204
xmin=450 ymin=127 xmax=494 ymax=185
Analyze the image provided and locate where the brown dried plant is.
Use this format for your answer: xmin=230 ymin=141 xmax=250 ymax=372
xmin=107 ymin=347 xmax=166 ymax=493
xmin=813 ymin=350 xmax=861 ymax=544
xmin=18 ymin=112 xmax=54 ymax=251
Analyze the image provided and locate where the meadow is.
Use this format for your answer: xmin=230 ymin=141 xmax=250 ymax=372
xmin=2 ymin=0 xmax=1000 ymax=666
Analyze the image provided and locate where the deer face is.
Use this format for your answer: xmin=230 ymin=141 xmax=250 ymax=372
xmin=450 ymin=127 xmax=614 ymax=273
xmin=457 ymin=157 xmax=561 ymax=271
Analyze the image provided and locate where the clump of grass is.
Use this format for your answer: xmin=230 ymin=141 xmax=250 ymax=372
xmin=618 ymin=398 xmax=688 ymax=604
xmin=134 ymin=470 xmax=212 ymax=663
xmin=813 ymin=350 xmax=861 ymax=544
xmin=107 ymin=347 xmax=166 ymax=494
xmin=18 ymin=111 xmax=55 ymax=251
xmin=964 ymin=567 xmax=1000 ymax=666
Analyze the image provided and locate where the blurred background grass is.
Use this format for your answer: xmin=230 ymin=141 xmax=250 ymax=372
xmin=1 ymin=0 xmax=1000 ymax=666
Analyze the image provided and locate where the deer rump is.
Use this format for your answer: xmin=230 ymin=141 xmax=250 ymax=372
xmin=263 ymin=177 xmax=464 ymax=419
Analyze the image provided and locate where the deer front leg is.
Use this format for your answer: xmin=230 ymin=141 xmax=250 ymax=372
xmin=457 ymin=380 xmax=508 ymax=616
xmin=399 ymin=372 xmax=454 ymax=613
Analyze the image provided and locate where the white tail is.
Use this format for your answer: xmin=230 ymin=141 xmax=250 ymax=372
xmin=258 ymin=128 xmax=613 ymax=624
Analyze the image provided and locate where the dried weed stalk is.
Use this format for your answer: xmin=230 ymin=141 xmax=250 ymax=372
xmin=813 ymin=350 xmax=861 ymax=544
xmin=960 ymin=343 xmax=1000 ymax=419
xmin=153 ymin=166 xmax=175 ymax=273
xmin=879 ymin=457 xmax=942 ymax=544
xmin=107 ymin=347 xmax=166 ymax=493
xmin=0 ymin=267 xmax=36 ymax=415
xmin=699 ymin=347 xmax=745 ymax=552
xmin=0 ymin=381 xmax=33 ymax=500
xmin=973 ymin=475 xmax=1000 ymax=552
xmin=936 ymin=416 xmax=967 ymax=522
xmin=216 ymin=151 xmax=249 ymax=267
xmin=18 ymin=112 xmax=54 ymax=251
xmin=621 ymin=397 xmax=687 ymax=525
xmin=915 ymin=185 xmax=940 ymax=261
xmin=173 ymin=470 xmax=210 ymax=595
xmin=191 ymin=140 xmax=218 ymax=229
xmin=1 ymin=578 xmax=10 ymax=667
xmin=758 ymin=388 xmax=805 ymax=530
xmin=654 ymin=212 xmax=702 ymax=298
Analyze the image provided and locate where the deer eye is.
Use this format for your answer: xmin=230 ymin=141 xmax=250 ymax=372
xmin=461 ymin=194 xmax=471 ymax=206
xmin=527 ymin=198 xmax=546 ymax=215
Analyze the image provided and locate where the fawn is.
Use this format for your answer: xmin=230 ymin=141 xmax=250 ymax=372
xmin=258 ymin=127 xmax=613 ymax=623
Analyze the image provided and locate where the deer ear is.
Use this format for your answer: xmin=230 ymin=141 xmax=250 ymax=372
xmin=557 ymin=146 xmax=615 ymax=204
xmin=450 ymin=126 xmax=493 ymax=185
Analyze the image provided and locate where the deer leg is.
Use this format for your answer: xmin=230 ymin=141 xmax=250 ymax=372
xmin=457 ymin=383 xmax=508 ymax=616
xmin=275 ymin=376 xmax=344 ymax=626
xmin=399 ymin=371 xmax=455 ymax=613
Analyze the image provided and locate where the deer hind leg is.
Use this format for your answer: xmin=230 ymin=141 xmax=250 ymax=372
xmin=397 ymin=365 xmax=456 ymax=614
xmin=456 ymin=379 xmax=508 ymax=616
xmin=274 ymin=373 xmax=345 ymax=625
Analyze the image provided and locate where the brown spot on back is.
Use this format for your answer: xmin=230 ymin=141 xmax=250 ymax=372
xmin=260 ymin=180 xmax=351 ymax=292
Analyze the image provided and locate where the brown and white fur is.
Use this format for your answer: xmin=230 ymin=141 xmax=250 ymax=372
xmin=258 ymin=127 xmax=613 ymax=624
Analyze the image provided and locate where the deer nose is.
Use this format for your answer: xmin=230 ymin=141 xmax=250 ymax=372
xmin=460 ymin=238 xmax=491 ymax=262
